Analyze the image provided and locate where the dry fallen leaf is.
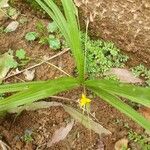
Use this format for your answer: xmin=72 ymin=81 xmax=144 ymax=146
xmin=5 ymin=21 xmax=19 ymax=32
xmin=105 ymin=68 xmax=143 ymax=83
xmin=23 ymin=69 xmax=35 ymax=81
xmin=47 ymin=120 xmax=74 ymax=147
xmin=63 ymin=105 xmax=111 ymax=136
xmin=115 ymin=138 xmax=128 ymax=150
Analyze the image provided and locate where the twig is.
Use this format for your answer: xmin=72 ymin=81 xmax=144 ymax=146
xmin=4 ymin=48 xmax=69 ymax=80
xmin=45 ymin=61 xmax=71 ymax=76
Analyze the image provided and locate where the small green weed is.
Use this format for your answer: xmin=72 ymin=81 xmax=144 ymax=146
xmin=15 ymin=49 xmax=30 ymax=66
xmin=16 ymin=49 xmax=26 ymax=60
xmin=5 ymin=50 xmax=18 ymax=68
xmin=128 ymin=130 xmax=150 ymax=150
xmin=26 ymin=21 xmax=62 ymax=50
xmin=22 ymin=129 xmax=33 ymax=143
xmin=48 ymin=35 xmax=61 ymax=50
xmin=7 ymin=7 xmax=17 ymax=17
xmin=25 ymin=32 xmax=38 ymax=41
xmin=132 ymin=64 xmax=150 ymax=86
xmin=19 ymin=17 xmax=28 ymax=24
xmin=81 ymin=33 xmax=128 ymax=78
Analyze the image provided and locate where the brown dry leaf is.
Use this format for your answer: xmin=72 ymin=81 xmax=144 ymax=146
xmin=114 ymin=138 xmax=128 ymax=150
xmin=47 ymin=120 xmax=74 ymax=147
xmin=105 ymin=68 xmax=143 ymax=83
xmin=139 ymin=107 xmax=150 ymax=121
xmin=23 ymin=69 xmax=35 ymax=81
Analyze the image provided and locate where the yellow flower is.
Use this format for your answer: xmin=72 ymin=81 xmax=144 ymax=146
xmin=79 ymin=94 xmax=91 ymax=107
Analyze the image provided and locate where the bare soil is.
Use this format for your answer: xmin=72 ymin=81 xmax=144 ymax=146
xmin=0 ymin=4 xmax=147 ymax=150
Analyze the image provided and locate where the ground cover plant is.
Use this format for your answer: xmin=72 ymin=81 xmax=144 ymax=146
xmin=0 ymin=0 xmax=150 ymax=136
xmin=80 ymin=33 xmax=129 ymax=79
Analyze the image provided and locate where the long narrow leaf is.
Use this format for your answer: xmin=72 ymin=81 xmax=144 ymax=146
xmin=86 ymin=79 xmax=150 ymax=107
xmin=35 ymin=0 xmax=84 ymax=82
xmin=0 ymin=80 xmax=46 ymax=93
xmin=87 ymin=86 xmax=150 ymax=131
xmin=61 ymin=0 xmax=84 ymax=81
xmin=0 ymin=77 xmax=79 ymax=112
xmin=63 ymin=105 xmax=111 ymax=135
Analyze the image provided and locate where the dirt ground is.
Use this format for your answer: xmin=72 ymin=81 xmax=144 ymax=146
xmin=0 ymin=3 xmax=148 ymax=150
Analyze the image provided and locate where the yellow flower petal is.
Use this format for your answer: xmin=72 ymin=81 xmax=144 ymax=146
xmin=79 ymin=94 xmax=91 ymax=107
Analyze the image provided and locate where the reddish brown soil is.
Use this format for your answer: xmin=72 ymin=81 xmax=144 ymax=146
xmin=0 ymin=5 xmax=147 ymax=150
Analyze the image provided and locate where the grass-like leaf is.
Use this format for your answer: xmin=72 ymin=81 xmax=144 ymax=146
xmin=87 ymin=85 xmax=150 ymax=131
xmin=63 ymin=105 xmax=111 ymax=135
xmin=86 ymin=79 xmax=150 ymax=107
xmin=35 ymin=0 xmax=84 ymax=82
xmin=0 ymin=80 xmax=47 ymax=93
xmin=0 ymin=77 xmax=79 ymax=112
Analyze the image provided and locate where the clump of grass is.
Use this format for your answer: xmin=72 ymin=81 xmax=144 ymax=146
xmin=1 ymin=0 xmax=150 ymax=134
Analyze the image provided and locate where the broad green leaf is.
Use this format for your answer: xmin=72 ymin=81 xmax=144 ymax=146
xmin=87 ymin=86 xmax=150 ymax=131
xmin=35 ymin=0 xmax=84 ymax=83
xmin=0 ymin=52 xmax=17 ymax=82
xmin=16 ymin=49 xmax=26 ymax=59
xmin=85 ymin=79 xmax=150 ymax=107
xmin=63 ymin=105 xmax=111 ymax=135
xmin=0 ymin=77 xmax=79 ymax=112
xmin=48 ymin=37 xmax=61 ymax=50
xmin=25 ymin=32 xmax=38 ymax=41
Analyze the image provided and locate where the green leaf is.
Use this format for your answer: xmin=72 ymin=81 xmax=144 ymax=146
xmin=35 ymin=0 xmax=84 ymax=83
xmin=7 ymin=7 xmax=17 ymax=17
xmin=25 ymin=32 xmax=38 ymax=41
xmin=0 ymin=80 xmax=47 ymax=94
xmin=0 ymin=77 xmax=79 ymax=112
xmin=0 ymin=51 xmax=17 ymax=82
xmin=9 ymin=101 xmax=62 ymax=113
xmin=87 ymin=85 xmax=150 ymax=131
xmin=48 ymin=36 xmax=61 ymax=50
xmin=63 ymin=105 xmax=111 ymax=135
xmin=16 ymin=49 xmax=26 ymax=59
xmin=85 ymin=79 xmax=150 ymax=107
xmin=47 ymin=21 xmax=58 ymax=33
